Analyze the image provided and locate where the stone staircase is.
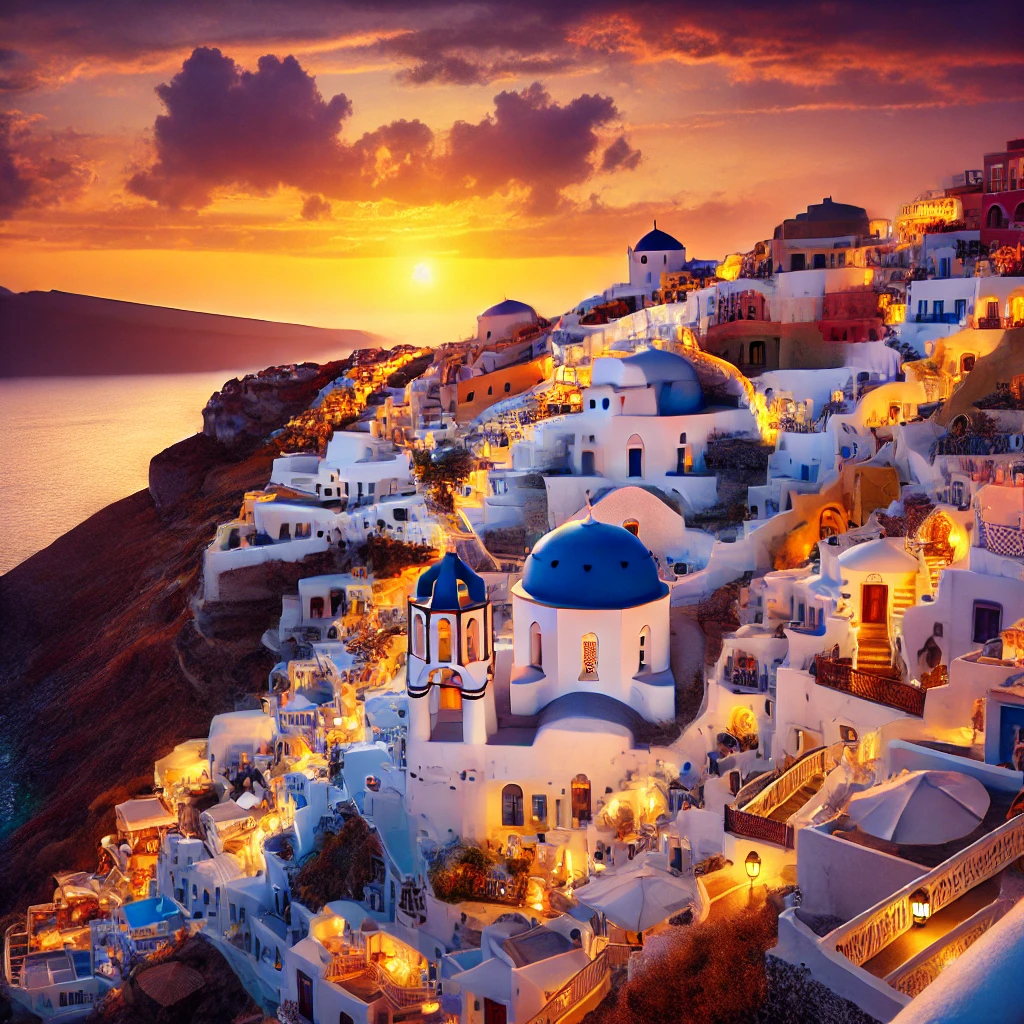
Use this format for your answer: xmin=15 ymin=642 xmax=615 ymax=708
xmin=923 ymin=553 xmax=947 ymax=594
xmin=856 ymin=622 xmax=894 ymax=673
xmin=766 ymin=775 xmax=825 ymax=824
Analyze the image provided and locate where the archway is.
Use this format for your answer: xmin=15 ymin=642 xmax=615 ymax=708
xmin=626 ymin=434 xmax=644 ymax=478
xmin=436 ymin=618 xmax=452 ymax=662
xmin=819 ymin=506 xmax=846 ymax=539
xmin=987 ymin=204 xmax=1006 ymax=229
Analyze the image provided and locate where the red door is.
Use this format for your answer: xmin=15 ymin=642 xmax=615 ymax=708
xmin=484 ymin=998 xmax=508 ymax=1024
xmin=862 ymin=584 xmax=888 ymax=624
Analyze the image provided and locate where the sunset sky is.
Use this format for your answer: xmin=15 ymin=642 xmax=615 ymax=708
xmin=1 ymin=0 xmax=1021 ymax=343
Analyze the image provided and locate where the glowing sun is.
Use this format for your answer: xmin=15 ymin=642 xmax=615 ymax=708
xmin=411 ymin=262 xmax=432 ymax=285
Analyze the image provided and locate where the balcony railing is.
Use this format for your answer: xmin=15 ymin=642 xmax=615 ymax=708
xmin=365 ymin=960 xmax=435 ymax=1008
xmin=741 ymin=745 xmax=836 ymax=819
xmin=814 ymin=656 xmax=925 ymax=717
xmin=884 ymin=900 xmax=1010 ymax=998
xmin=525 ymin=951 xmax=609 ymax=1024
xmin=826 ymin=813 xmax=1024 ymax=968
xmin=724 ymin=805 xmax=791 ymax=848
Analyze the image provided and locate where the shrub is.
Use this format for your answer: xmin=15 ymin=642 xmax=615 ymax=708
xmin=293 ymin=816 xmax=382 ymax=911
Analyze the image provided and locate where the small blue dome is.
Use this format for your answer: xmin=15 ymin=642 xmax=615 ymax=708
xmin=522 ymin=519 xmax=668 ymax=609
xmin=415 ymin=552 xmax=486 ymax=610
xmin=634 ymin=227 xmax=684 ymax=252
xmin=480 ymin=298 xmax=536 ymax=318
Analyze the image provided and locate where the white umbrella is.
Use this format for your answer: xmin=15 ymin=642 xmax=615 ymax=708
xmin=845 ymin=770 xmax=990 ymax=845
xmin=577 ymin=858 xmax=696 ymax=933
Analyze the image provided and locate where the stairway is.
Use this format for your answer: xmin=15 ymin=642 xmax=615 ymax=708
xmin=766 ymin=775 xmax=824 ymax=823
xmin=923 ymin=553 xmax=947 ymax=593
xmin=856 ymin=623 xmax=893 ymax=673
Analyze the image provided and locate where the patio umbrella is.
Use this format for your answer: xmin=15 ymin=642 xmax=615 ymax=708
xmin=577 ymin=858 xmax=697 ymax=933
xmin=844 ymin=770 xmax=990 ymax=845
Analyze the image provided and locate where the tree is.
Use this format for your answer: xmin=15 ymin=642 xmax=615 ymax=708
xmin=293 ymin=815 xmax=381 ymax=911
xmin=412 ymin=446 xmax=478 ymax=513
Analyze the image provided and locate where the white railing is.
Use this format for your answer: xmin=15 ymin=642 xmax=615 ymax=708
xmin=365 ymin=960 xmax=435 ymax=1008
xmin=740 ymin=746 xmax=835 ymax=819
xmin=4 ymin=925 xmax=28 ymax=987
xmin=525 ymin=951 xmax=608 ymax=1024
xmin=885 ymin=899 xmax=1010 ymax=998
xmin=827 ymin=813 xmax=1024 ymax=967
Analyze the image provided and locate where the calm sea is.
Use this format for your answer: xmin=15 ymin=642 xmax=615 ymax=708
xmin=0 ymin=372 xmax=237 ymax=574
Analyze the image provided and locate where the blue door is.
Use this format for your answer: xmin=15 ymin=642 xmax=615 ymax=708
xmin=628 ymin=448 xmax=643 ymax=477
xmin=998 ymin=705 xmax=1024 ymax=769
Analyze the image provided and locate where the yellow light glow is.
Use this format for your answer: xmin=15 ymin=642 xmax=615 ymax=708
xmin=411 ymin=263 xmax=433 ymax=286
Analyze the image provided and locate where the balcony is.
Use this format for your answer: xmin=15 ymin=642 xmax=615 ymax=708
xmin=813 ymin=655 xmax=925 ymax=717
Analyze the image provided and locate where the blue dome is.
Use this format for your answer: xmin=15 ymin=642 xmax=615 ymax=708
xmin=480 ymin=298 xmax=536 ymax=318
xmin=522 ymin=519 xmax=668 ymax=609
xmin=415 ymin=552 xmax=486 ymax=610
xmin=634 ymin=227 xmax=684 ymax=252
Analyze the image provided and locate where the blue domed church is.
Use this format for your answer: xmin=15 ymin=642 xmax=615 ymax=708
xmin=404 ymin=520 xmax=677 ymax=842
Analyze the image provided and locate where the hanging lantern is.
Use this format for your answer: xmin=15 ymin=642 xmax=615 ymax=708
xmin=745 ymin=850 xmax=762 ymax=885
xmin=910 ymin=888 xmax=931 ymax=927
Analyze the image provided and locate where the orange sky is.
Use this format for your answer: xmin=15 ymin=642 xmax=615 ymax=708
xmin=1 ymin=0 xmax=1021 ymax=343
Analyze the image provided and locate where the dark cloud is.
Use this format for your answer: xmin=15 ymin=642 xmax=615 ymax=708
xmin=127 ymin=50 xmax=636 ymax=211
xmin=396 ymin=56 xmax=487 ymax=86
xmin=601 ymin=135 xmax=640 ymax=172
xmin=300 ymin=193 xmax=332 ymax=220
xmin=0 ymin=112 xmax=92 ymax=220
xmin=0 ymin=49 xmax=39 ymax=91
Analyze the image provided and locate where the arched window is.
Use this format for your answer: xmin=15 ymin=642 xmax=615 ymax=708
xmin=437 ymin=618 xmax=452 ymax=662
xmin=638 ymin=625 xmax=651 ymax=672
xmin=466 ymin=617 xmax=480 ymax=662
xmin=413 ymin=615 xmax=425 ymax=659
xmin=622 ymin=519 xmax=640 ymax=538
xmin=626 ymin=434 xmax=644 ymax=478
xmin=580 ymin=633 xmax=599 ymax=680
xmin=749 ymin=340 xmax=765 ymax=366
xmin=1015 ymin=201 xmax=1024 ymax=224
xmin=502 ymin=784 xmax=524 ymax=827
xmin=987 ymin=204 xmax=1006 ymax=229
xmin=529 ymin=622 xmax=543 ymax=668
xmin=571 ymin=774 xmax=592 ymax=822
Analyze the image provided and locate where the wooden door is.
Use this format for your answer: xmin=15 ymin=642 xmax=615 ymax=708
xmin=296 ymin=971 xmax=313 ymax=1021
xmin=862 ymin=584 xmax=888 ymax=624
xmin=484 ymin=998 xmax=508 ymax=1024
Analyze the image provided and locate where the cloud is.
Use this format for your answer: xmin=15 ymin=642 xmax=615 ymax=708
xmin=0 ymin=112 xmax=93 ymax=220
xmin=0 ymin=49 xmax=39 ymax=91
xmin=300 ymin=193 xmax=332 ymax=220
xmin=601 ymin=135 xmax=641 ymax=172
xmin=127 ymin=49 xmax=637 ymax=212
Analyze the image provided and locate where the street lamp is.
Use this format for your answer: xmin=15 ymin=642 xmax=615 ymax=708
xmin=910 ymin=888 xmax=931 ymax=927
xmin=745 ymin=850 xmax=762 ymax=887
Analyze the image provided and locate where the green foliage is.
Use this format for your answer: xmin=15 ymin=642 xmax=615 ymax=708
xmin=412 ymin=446 xmax=478 ymax=513
xmin=293 ymin=816 xmax=382 ymax=912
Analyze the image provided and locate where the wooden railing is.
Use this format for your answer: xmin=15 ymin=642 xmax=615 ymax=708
xmin=724 ymin=805 xmax=790 ymax=848
xmin=741 ymin=746 xmax=835 ymax=819
xmin=814 ymin=656 xmax=925 ymax=717
xmin=884 ymin=900 xmax=1010 ymax=998
xmin=827 ymin=813 xmax=1024 ymax=967
xmin=324 ymin=951 xmax=366 ymax=981
xmin=604 ymin=943 xmax=641 ymax=969
xmin=3 ymin=925 xmax=28 ymax=987
xmin=365 ymin=960 xmax=435 ymax=1008
xmin=525 ymin=951 xmax=608 ymax=1024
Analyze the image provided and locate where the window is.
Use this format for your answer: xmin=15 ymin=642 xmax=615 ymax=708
xmin=309 ymin=596 xmax=325 ymax=618
xmin=487 ymin=386 xmax=493 ymax=395
xmin=437 ymin=618 xmax=452 ymax=661
xmin=638 ymin=626 xmax=650 ymax=671
xmin=939 ymin=257 xmax=951 ymax=278
xmin=749 ymin=340 xmax=765 ymax=366
xmin=602 ymin=397 xmax=610 ymax=410
xmin=933 ymin=300 xmax=944 ymax=318
xmin=640 ymin=254 xmax=648 ymax=264
xmin=466 ymin=617 xmax=480 ymax=661
xmin=295 ymin=523 xmax=311 ymax=539
xmin=812 ymin=253 xmax=827 ymax=270
xmin=230 ymin=903 xmax=237 ymax=923
xmin=838 ymin=252 xmax=846 ymax=268
xmin=413 ymin=615 xmax=425 ymax=658
xmin=532 ymin=794 xmax=548 ymax=825
xmin=504 ymin=381 xmax=511 ymax=393
xmin=987 ymin=205 xmax=1005 ymax=229
xmin=973 ymin=601 xmax=1002 ymax=644
xmin=393 ymin=507 xmax=408 ymax=522
xmin=502 ymin=784 xmax=524 ymax=827
xmin=368 ymin=482 xmax=375 ymax=495
xmin=622 ymin=518 xmax=640 ymax=538
xmin=917 ymin=299 xmax=927 ymax=317
xmin=529 ymin=622 xmax=543 ymax=667
xmin=961 ymin=353 xmax=976 ymax=373
xmin=466 ymin=390 xmax=475 ymax=402
xmin=278 ymin=523 xmax=291 ymax=540
xmin=580 ymin=633 xmax=599 ymax=680
xmin=955 ymin=299 xmax=967 ymax=321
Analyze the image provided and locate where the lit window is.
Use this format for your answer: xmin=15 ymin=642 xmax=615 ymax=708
xmin=580 ymin=633 xmax=599 ymax=679
xmin=502 ymin=784 xmax=524 ymax=827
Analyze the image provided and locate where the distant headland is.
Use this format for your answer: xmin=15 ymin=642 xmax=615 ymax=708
xmin=0 ymin=287 xmax=382 ymax=377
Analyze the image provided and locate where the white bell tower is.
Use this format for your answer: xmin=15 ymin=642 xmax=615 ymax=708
xmin=406 ymin=552 xmax=495 ymax=746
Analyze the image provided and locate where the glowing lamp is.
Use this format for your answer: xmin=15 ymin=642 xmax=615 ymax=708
xmin=745 ymin=850 xmax=762 ymax=885
xmin=333 ymin=717 xmax=343 ymax=727
xmin=910 ymin=888 xmax=931 ymax=927
xmin=420 ymin=1001 xmax=440 ymax=1016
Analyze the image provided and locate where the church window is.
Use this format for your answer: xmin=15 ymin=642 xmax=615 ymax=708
xmin=437 ymin=618 xmax=452 ymax=662
xmin=413 ymin=616 xmax=425 ymax=658
xmin=529 ymin=622 xmax=543 ymax=667
xmin=580 ymin=633 xmax=599 ymax=680
xmin=466 ymin=618 xmax=480 ymax=661
xmin=502 ymin=784 xmax=524 ymax=827
xmin=638 ymin=626 xmax=651 ymax=671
